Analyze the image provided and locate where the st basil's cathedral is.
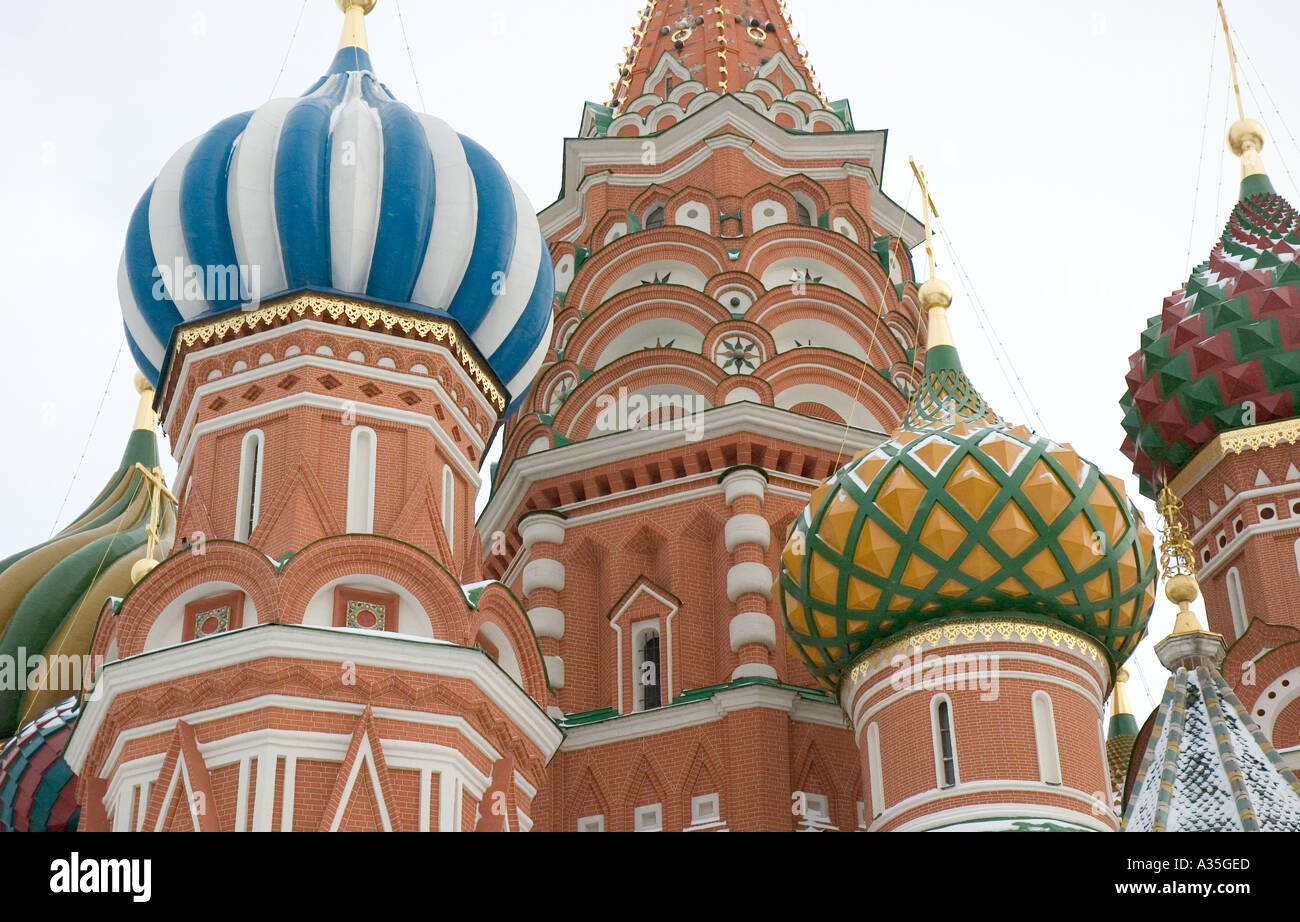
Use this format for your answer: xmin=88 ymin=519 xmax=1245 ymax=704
xmin=2 ymin=0 xmax=1300 ymax=833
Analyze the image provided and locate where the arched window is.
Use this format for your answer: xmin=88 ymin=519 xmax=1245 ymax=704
xmin=1227 ymin=567 xmax=1248 ymax=637
xmin=634 ymin=625 xmax=662 ymax=711
xmin=644 ymin=205 xmax=666 ymax=230
xmin=346 ymin=427 xmax=377 ymax=533
xmin=866 ymin=722 xmax=885 ymax=818
xmin=234 ymin=430 xmax=264 ymax=542
xmin=441 ymin=465 xmax=455 ymax=552
xmin=931 ymin=695 xmax=958 ymax=789
xmin=795 ymin=201 xmax=813 ymax=226
xmin=1033 ymin=691 xmax=1062 ymax=785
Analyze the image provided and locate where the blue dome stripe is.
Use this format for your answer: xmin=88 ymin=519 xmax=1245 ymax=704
xmin=363 ymin=78 xmax=436 ymax=303
xmin=124 ymin=184 xmax=183 ymax=363
xmin=121 ymin=51 xmax=556 ymax=409
xmin=490 ymin=231 xmax=555 ymax=384
xmin=275 ymin=77 xmax=345 ymax=290
xmin=180 ymin=110 xmax=254 ymax=313
xmin=123 ymin=322 xmax=159 ymax=383
xmin=327 ymin=45 xmax=373 ymax=77
xmin=448 ymin=134 xmax=517 ymax=336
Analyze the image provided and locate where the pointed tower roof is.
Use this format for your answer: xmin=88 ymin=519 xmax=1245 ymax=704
xmin=612 ymin=1 xmax=825 ymax=108
xmin=587 ymin=0 xmax=853 ymax=137
xmin=1122 ymin=484 xmax=1300 ymax=830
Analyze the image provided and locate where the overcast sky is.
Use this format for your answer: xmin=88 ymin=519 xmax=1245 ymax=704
xmin=3 ymin=0 xmax=1298 ymax=715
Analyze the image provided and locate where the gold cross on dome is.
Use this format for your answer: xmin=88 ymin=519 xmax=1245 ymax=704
xmin=908 ymin=157 xmax=942 ymax=280
xmin=132 ymin=462 xmax=178 ymax=566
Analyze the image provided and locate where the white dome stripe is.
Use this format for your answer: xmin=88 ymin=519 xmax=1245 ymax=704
xmin=117 ymin=252 xmax=166 ymax=369
xmin=329 ymin=73 xmax=384 ymax=293
xmin=474 ymin=179 xmax=543 ymax=358
xmin=228 ymin=97 xmax=296 ymax=301
xmin=411 ymin=113 xmax=477 ymax=310
xmin=148 ymin=136 xmax=205 ymax=319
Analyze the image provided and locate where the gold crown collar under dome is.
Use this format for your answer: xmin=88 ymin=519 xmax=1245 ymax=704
xmin=164 ymin=293 xmax=507 ymax=413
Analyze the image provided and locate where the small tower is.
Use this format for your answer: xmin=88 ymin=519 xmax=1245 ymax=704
xmin=1119 ymin=1 xmax=1300 ymax=761
xmin=1121 ymin=485 xmax=1300 ymax=831
xmin=779 ymin=170 xmax=1159 ymax=831
xmin=1105 ymin=668 xmax=1138 ymax=811
xmin=65 ymin=1 xmax=561 ymax=832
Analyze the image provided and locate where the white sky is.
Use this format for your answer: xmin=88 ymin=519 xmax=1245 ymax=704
xmin=2 ymin=0 xmax=1298 ymax=717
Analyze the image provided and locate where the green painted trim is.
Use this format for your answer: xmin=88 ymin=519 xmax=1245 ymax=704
xmin=1108 ymin=713 xmax=1139 ymax=738
xmin=923 ymin=344 xmax=963 ymax=375
xmin=1241 ymin=173 xmax=1277 ymax=199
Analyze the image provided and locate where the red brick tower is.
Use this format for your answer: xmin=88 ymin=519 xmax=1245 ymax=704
xmin=481 ymin=0 xmax=932 ymax=831
xmin=1119 ymin=11 xmax=1300 ymax=772
xmin=65 ymin=2 xmax=561 ymax=832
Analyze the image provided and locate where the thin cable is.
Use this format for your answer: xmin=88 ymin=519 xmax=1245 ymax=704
xmin=935 ymin=223 xmax=1050 ymax=437
xmin=1186 ymin=16 xmax=1219 ymax=268
xmin=268 ymin=0 xmax=311 ymax=99
xmin=835 ymin=178 xmax=916 ymax=468
xmin=1233 ymin=27 xmax=1299 ymax=196
xmin=47 ymin=343 xmax=124 ymax=539
xmin=395 ymin=0 xmax=428 ymax=111
xmin=1214 ymin=84 xmax=1232 ymax=220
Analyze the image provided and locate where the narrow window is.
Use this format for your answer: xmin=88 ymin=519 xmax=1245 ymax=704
xmin=931 ymin=696 xmax=958 ymax=789
xmin=866 ymin=722 xmax=885 ymax=818
xmin=1033 ymin=691 xmax=1062 ymax=785
xmin=1227 ymin=566 xmax=1248 ymax=637
xmin=635 ymin=626 xmax=663 ymax=711
xmin=795 ymin=201 xmax=813 ymax=226
xmin=347 ymin=426 xmax=376 ymax=533
xmin=235 ymin=430 xmax=264 ymax=542
xmin=645 ymin=205 xmax=666 ymax=230
xmin=442 ymin=465 xmax=455 ymax=551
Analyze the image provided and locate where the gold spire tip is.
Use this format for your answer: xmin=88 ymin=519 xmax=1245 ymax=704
xmin=132 ymin=373 xmax=157 ymax=432
xmin=909 ymin=156 xmax=955 ymax=351
xmin=1112 ymin=667 xmax=1133 ymax=717
xmin=337 ymin=0 xmax=376 ymax=52
xmin=1217 ymin=0 xmax=1269 ymax=180
xmin=1156 ymin=483 xmax=1208 ymax=636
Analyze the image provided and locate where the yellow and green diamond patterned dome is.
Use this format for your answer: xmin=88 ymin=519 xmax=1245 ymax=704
xmin=778 ymin=282 xmax=1159 ymax=691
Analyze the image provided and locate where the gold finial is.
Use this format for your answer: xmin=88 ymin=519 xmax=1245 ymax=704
xmin=1111 ymin=667 xmax=1134 ymax=719
xmin=129 ymin=462 xmax=178 ymax=584
xmin=908 ymin=157 xmax=954 ymax=350
xmin=1156 ymin=482 xmax=1206 ymax=635
xmin=1217 ymin=1 xmax=1269 ymax=180
xmin=132 ymin=372 xmax=157 ymax=433
xmin=337 ymin=0 xmax=376 ymax=52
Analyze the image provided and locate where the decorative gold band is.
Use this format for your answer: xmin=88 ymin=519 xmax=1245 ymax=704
xmin=171 ymin=293 xmax=506 ymax=412
xmin=1171 ymin=418 xmax=1300 ymax=495
xmin=843 ymin=616 xmax=1109 ymax=689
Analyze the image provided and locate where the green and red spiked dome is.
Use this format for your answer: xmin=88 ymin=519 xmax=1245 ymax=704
xmin=1121 ymin=121 xmax=1300 ymax=497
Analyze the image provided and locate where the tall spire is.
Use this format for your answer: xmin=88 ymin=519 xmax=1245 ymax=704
xmin=337 ymin=0 xmax=375 ymax=52
xmin=1217 ymin=1 xmax=1275 ymax=196
xmin=897 ymin=160 xmax=1001 ymax=432
xmin=909 ymin=158 xmax=956 ymax=363
xmin=610 ymin=0 xmax=826 ymax=113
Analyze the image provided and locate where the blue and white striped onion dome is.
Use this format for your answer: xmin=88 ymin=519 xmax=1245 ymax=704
xmin=118 ymin=43 xmax=554 ymax=414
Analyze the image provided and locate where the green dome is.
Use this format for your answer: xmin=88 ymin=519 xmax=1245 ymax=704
xmin=779 ymin=339 xmax=1158 ymax=692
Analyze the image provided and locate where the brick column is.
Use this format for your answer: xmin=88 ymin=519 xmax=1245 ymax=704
xmin=519 ymin=511 xmax=568 ymax=699
xmin=721 ymin=467 xmax=776 ymax=680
